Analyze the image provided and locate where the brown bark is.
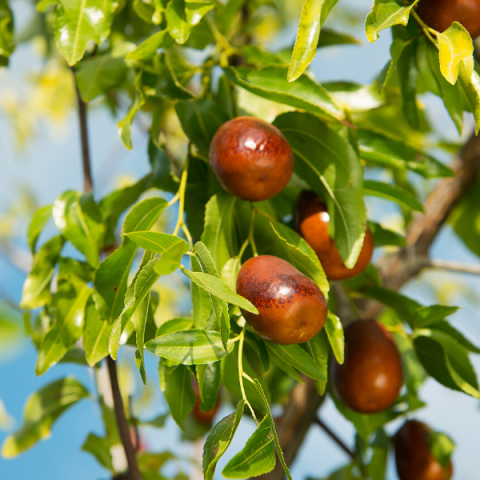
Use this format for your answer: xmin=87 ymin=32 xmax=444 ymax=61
xmin=260 ymin=131 xmax=480 ymax=479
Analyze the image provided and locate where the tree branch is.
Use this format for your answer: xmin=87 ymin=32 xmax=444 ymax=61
xmin=72 ymin=68 xmax=141 ymax=480
xmin=314 ymin=417 xmax=356 ymax=461
xmin=107 ymin=357 xmax=142 ymax=480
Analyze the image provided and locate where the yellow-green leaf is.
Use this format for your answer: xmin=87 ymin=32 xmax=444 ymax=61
xmin=437 ymin=22 xmax=474 ymax=85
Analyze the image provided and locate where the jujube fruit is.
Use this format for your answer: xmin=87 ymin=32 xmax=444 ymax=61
xmin=236 ymin=255 xmax=328 ymax=345
xmin=416 ymin=0 xmax=480 ymax=39
xmin=395 ymin=420 xmax=453 ymax=480
xmin=209 ymin=117 xmax=294 ymax=202
xmin=331 ymin=320 xmax=403 ymax=414
xmin=191 ymin=381 xmax=220 ymax=425
xmin=294 ymin=191 xmax=374 ymax=281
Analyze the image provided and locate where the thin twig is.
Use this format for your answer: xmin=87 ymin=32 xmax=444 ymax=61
xmin=314 ymin=417 xmax=356 ymax=461
xmin=107 ymin=357 xmax=142 ymax=480
xmin=71 ymin=68 xmax=93 ymax=193
xmin=423 ymin=258 xmax=480 ymax=276
xmin=72 ymin=67 xmax=141 ymax=480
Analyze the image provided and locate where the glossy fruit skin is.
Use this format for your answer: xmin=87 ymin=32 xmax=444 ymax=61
xmin=236 ymin=255 xmax=328 ymax=345
xmin=294 ymin=191 xmax=374 ymax=281
xmin=416 ymin=0 xmax=480 ymax=39
xmin=209 ymin=117 xmax=294 ymax=202
xmin=395 ymin=421 xmax=453 ymax=480
xmin=191 ymin=382 xmax=219 ymax=425
xmin=331 ymin=320 xmax=403 ymax=414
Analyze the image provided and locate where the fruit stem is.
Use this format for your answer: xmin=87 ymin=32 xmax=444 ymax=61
xmin=238 ymin=238 xmax=250 ymax=261
xmin=248 ymin=206 xmax=258 ymax=257
xmin=238 ymin=326 xmax=259 ymax=425
xmin=411 ymin=9 xmax=438 ymax=47
xmin=172 ymin=157 xmax=190 ymax=237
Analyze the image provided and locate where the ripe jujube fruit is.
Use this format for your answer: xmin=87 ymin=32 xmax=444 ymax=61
xmin=331 ymin=320 xmax=403 ymax=414
xmin=209 ymin=117 xmax=294 ymax=202
xmin=395 ymin=420 xmax=453 ymax=480
xmin=236 ymin=255 xmax=328 ymax=345
xmin=416 ymin=0 xmax=480 ymax=39
xmin=294 ymin=191 xmax=374 ymax=281
xmin=191 ymin=381 xmax=219 ymax=425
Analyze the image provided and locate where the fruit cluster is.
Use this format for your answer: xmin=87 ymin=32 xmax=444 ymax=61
xmin=206 ymin=116 xmax=452 ymax=479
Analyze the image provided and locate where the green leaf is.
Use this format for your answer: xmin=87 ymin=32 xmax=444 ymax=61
xmin=185 ymin=0 xmax=214 ymax=25
xmin=378 ymin=38 xmax=407 ymax=93
xmin=414 ymin=332 xmax=480 ymax=399
xmin=288 ymin=0 xmax=340 ymax=81
xmin=397 ymin=38 xmax=420 ymax=129
xmin=459 ymin=56 xmax=480 ymax=134
xmin=193 ymin=241 xmax=231 ymax=349
xmin=81 ymin=433 xmax=113 ymax=471
xmin=191 ymin=255 xmax=213 ymax=329
xmin=368 ymin=221 xmax=405 ymax=247
xmin=364 ymin=179 xmax=424 ymax=212
xmin=158 ymin=362 xmax=196 ymax=429
xmin=166 ymin=0 xmax=191 ymax=44
xmin=274 ymin=111 xmax=366 ymax=267
xmin=362 ymin=286 xmax=422 ymax=317
xmin=265 ymin=342 xmax=327 ymax=381
xmin=117 ymin=70 xmax=145 ymax=150
xmin=202 ymin=401 xmax=244 ymax=480
xmin=154 ymin=52 xmax=195 ymax=100
xmin=145 ymin=330 xmax=235 ymax=364
xmin=52 ymin=0 xmax=118 ymax=66
xmin=53 ymin=191 xmax=103 ymax=267
xmin=28 ymin=205 xmax=52 ymax=253
xmin=75 ymin=42 xmax=134 ymax=101
xmin=133 ymin=293 xmax=150 ymax=384
xmin=426 ymin=40 xmax=465 ymax=135
xmin=249 ymin=379 xmax=293 ymax=480
xmin=358 ymin=129 xmax=453 ymax=178
xmin=201 ymin=192 xmax=238 ymax=275
xmin=223 ymin=415 xmax=275 ymax=478
xmin=307 ymin=330 xmax=329 ymax=395
xmin=83 ymin=296 xmax=112 ymax=367
xmin=325 ymin=312 xmax=344 ymax=364
xmin=369 ymin=429 xmax=389 ymax=480
xmin=176 ymin=99 xmax=230 ymax=156
xmin=365 ymin=0 xmax=419 ymax=43
xmin=0 ymin=0 xmax=14 ymax=63
xmin=20 ymin=235 xmax=65 ymax=309
xmin=437 ymin=22 xmax=473 ymax=85
xmin=36 ymin=277 xmax=91 ymax=375
xmin=428 ymin=430 xmax=455 ymax=469
xmin=1 ymin=377 xmax=89 ymax=458
xmin=265 ymin=343 xmax=304 ymax=383
xmin=268 ymin=220 xmax=329 ymax=297
xmin=409 ymin=305 xmax=459 ymax=329
xmin=127 ymin=30 xmax=174 ymax=61
xmin=133 ymin=0 xmax=164 ymax=24
xmin=109 ymin=254 xmax=160 ymax=359
xmin=225 ymin=66 xmax=344 ymax=122
xmin=126 ymin=231 xmax=189 ymax=256
xmin=430 ymin=321 xmax=480 ymax=354
xmin=196 ymin=362 xmax=221 ymax=411
xmin=94 ymin=197 xmax=167 ymax=324
xmin=450 ymin=182 xmax=480 ymax=257
xmin=317 ymin=27 xmax=361 ymax=48
xmin=181 ymin=267 xmax=258 ymax=314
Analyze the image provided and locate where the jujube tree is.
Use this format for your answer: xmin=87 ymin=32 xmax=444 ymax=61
xmin=1 ymin=0 xmax=480 ymax=479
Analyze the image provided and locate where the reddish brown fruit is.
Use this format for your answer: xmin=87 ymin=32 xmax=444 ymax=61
xmin=395 ymin=420 xmax=453 ymax=480
xmin=191 ymin=381 xmax=219 ymax=425
xmin=331 ymin=320 xmax=403 ymax=414
xmin=236 ymin=255 xmax=328 ymax=345
xmin=209 ymin=117 xmax=294 ymax=201
xmin=294 ymin=191 xmax=374 ymax=281
xmin=416 ymin=0 xmax=480 ymax=39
